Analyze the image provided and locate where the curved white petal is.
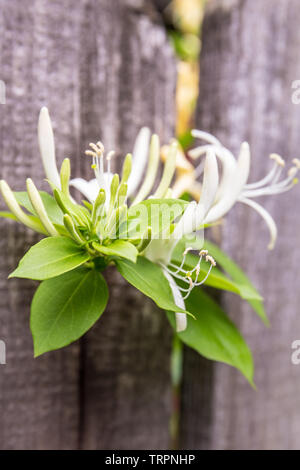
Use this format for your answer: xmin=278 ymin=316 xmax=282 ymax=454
xmin=205 ymin=142 xmax=250 ymax=224
xmin=197 ymin=149 xmax=219 ymax=217
xmin=172 ymin=201 xmax=198 ymax=240
xmin=163 ymin=269 xmax=187 ymax=332
xmin=173 ymin=151 xmax=219 ymax=237
xmin=38 ymin=107 xmax=61 ymax=188
xmin=127 ymin=127 xmax=151 ymax=197
xmin=69 ymin=178 xmax=100 ymax=202
xmin=189 ymin=144 xmax=237 ymax=203
xmin=191 ymin=129 xmax=222 ymax=147
xmin=236 ymin=142 xmax=251 ymax=190
xmin=188 ymin=144 xmax=214 ymax=159
xmin=214 ymin=147 xmax=238 ymax=202
xmin=239 ymin=196 xmax=277 ymax=250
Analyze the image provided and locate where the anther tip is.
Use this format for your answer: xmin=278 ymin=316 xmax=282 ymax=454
xmin=292 ymin=158 xmax=300 ymax=169
xmin=270 ymin=153 xmax=285 ymax=167
xmin=106 ymin=150 xmax=115 ymax=161
xmin=205 ymin=254 xmax=216 ymax=266
xmin=199 ymin=249 xmax=208 ymax=256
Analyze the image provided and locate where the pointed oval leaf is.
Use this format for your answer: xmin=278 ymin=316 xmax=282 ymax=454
xmin=116 ymin=256 xmax=190 ymax=315
xmin=31 ymin=268 xmax=108 ymax=356
xmin=203 ymin=239 xmax=268 ymax=325
xmin=9 ymin=237 xmax=90 ymax=280
xmin=167 ymin=288 xmax=254 ymax=386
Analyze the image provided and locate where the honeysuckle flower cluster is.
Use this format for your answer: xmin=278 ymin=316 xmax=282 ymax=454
xmin=0 ymin=107 xmax=217 ymax=336
xmin=0 ymin=108 xmax=297 ymax=383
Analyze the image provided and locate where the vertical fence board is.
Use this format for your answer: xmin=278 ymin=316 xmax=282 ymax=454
xmin=78 ymin=0 xmax=177 ymax=450
xmin=181 ymin=0 xmax=300 ymax=450
xmin=0 ymin=0 xmax=85 ymax=449
xmin=0 ymin=0 xmax=176 ymax=449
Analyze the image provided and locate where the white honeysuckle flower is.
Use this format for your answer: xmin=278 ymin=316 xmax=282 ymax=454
xmin=187 ymin=129 xmax=299 ymax=250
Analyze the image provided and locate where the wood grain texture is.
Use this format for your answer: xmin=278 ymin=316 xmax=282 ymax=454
xmin=0 ymin=0 xmax=176 ymax=449
xmin=77 ymin=0 xmax=176 ymax=450
xmin=180 ymin=0 xmax=300 ymax=450
xmin=0 ymin=0 xmax=85 ymax=450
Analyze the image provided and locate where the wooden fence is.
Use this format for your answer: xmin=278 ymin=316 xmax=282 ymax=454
xmin=0 ymin=0 xmax=300 ymax=450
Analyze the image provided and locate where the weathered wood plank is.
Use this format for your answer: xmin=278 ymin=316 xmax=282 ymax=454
xmin=0 ymin=0 xmax=85 ymax=449
xmin=0 ymin=0 xmax=176 ymax=449
xmin=78 ymin=0 xmax=177 ymax=450
xmin=180 ymin=0 xmax=300 ymax=450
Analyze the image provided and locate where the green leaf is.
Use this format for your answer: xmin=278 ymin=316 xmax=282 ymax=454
xmin=93 ymin=240 xmax=138 ymax=263
xmin=10 ymin=236 xmax=90 ymax=280
xmin=122 ymin=198 xmax=188 ymax=239
xmin=167 ymin=288 xmax=255 ymax=386
xmin=31 ymin=268 xmax=108 ymax=356
xmin=203 ymin=240 xmax=268 ymax=325
xmin=116 ymin=256 xmax=190 ymax=315
xmin=14 ymin=191 xmax=64 ymax=225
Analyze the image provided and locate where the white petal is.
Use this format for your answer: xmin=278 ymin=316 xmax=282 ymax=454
xmin=239 ymin=196 xmax=277 ymax=250
xmin=191 ymin=129 xmax=222 ymax=147
xmin=38 ymin=107 xmax=61 ymax=188
xmin=163 ymin=270 xmax=187 ymax=332
xmin=189 ymin=144 xmax=237 ymax=203
xmin=236 ymin=142 xmax=251 ymax=189
xmin=215 ymin=147 xmax=238 ymax=202
xmin=127 ymin=127 xmax=151 ymax=197
xmin=69 ymin=178 xmax=100 ymax=202
xmin=197 ymin=149 xmax=219 ymax=216
xmin=172 ymin=151 xmax=219 ymax=237
xmin=188 ymin=144 xmax=214 ymax=159
xmin=172 ymin=201 xmax=198 ymax=240
xmin=205 ymin=142 xmax=250 ymax=224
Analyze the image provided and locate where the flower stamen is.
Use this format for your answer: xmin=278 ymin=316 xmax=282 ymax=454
xmin=161 ymin=249 xmax=216 ymax=300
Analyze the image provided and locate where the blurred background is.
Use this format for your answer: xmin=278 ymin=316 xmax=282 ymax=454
xmin=0 ymin=0 xmax=300 ymax=450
